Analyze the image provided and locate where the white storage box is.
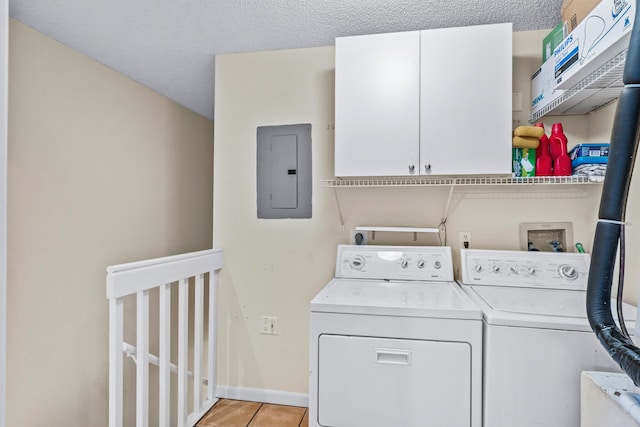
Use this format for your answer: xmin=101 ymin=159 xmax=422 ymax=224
xmin=554 ymin=0 xmax=635 ymax=90
xmin=531 ymin=57 xmax=565 ymax=115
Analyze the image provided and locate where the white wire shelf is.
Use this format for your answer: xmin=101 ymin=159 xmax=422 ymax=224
xmin=529 ymin=49 xmax=627 ymax=122
xmin=322 ymin=175 xmax=603 ymax=188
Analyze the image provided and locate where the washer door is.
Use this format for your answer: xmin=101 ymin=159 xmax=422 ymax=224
xmin=317 ymin=334 xmax=471 ymax=427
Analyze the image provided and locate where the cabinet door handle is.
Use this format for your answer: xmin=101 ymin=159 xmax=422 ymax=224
xmin=408 ymin=164 xmax=415 ymax=172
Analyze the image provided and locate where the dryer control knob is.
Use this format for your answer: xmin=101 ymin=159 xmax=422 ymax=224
xmin=474 ymin=264 xmax=482 ymax=272
xmin=401 ymin=259 xmax=409 ymax=269
xmin=350 ymin=256 xmax=365 ymax=270
xmin=492 ymin=265 xmax=500 ymax=273
xmin=510 ymin=266 xmax=518 ymax=274
xmin=434 ymin=261 xmax=441 ymax=269
xmin=417 ymin=260 xmax=425 ymax=269
xmin=527 ymin=266 xmax=536 ymax=275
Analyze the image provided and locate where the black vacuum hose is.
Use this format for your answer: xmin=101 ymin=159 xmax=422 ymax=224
xmin=586 ymin=3 xmax=640 ymax=386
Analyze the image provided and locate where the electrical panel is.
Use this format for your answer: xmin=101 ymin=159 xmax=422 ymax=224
xmin=257 ymin=124 xmax=312 ymax=219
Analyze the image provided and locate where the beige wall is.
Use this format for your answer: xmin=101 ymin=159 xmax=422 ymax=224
xmin=214 ymin=47 xmax=339 ymax=397
xmin=213 ymin=31 xmax=640 ymax=397
xmin=8 ymin=19 xmax=213 ymax=426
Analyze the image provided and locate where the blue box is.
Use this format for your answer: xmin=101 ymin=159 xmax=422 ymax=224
xmin=569 ymin=143 xmax=609 ymax=168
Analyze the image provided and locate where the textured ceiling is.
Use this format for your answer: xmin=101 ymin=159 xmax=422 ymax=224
xmin=9 ymin=0 xmax=563 ymax=120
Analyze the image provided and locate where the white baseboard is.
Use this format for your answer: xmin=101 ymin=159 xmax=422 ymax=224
xmin=215 ymin=385 xmax=309 ymax=408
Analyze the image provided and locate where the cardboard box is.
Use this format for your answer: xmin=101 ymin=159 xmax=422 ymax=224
xmin=531 ymin=58 xmax=564 ymax=115
xmin=512 ymin=148 xmax=537 ymax=177
xmin=554 ymin=0 xmax=634 ymax=90
xmin=562 ymin=0 xmax=600 ymax=32
xmin=543 ymin=23 xmax=567 ymax=62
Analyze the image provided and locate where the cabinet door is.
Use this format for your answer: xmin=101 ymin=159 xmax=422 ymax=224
xmin=420 ymin=23 xmax=512 ymax=175
xmin=335 ymin=31 xmax=420 ymax=177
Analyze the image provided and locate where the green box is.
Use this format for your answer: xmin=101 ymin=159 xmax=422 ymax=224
xmin=512 ymin=148 xmax=537 ymax=177
xmin=543 ymin=23 xmax=566 ymax=62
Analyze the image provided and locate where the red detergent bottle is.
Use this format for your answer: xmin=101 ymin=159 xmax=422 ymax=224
xmin=550 ymin=123 xmax=572 ymax=176
xmin=535 ymin=123 xmax=553 ymax=176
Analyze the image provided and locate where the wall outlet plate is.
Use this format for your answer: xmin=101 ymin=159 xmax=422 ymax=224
xmin=460 ymin=231 xmax=472 ymax=248
xmin=261 ymin=316 xmax=278 ymax=335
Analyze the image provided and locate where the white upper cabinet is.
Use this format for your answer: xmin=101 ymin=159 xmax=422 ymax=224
xmin=335 ymin=23 xmax=512 ymax=177
xmin=420 ymin=24 xmax=512 ymax=176
xmin=334 ymin=31 xmax=421 ymax=177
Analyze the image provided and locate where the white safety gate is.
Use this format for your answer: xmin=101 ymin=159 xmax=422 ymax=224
xmin=107 ymin=249 xmax=223 ymax=427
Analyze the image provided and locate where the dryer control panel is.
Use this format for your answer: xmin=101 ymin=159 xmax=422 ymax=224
xmin=335 ymin=245 xmax=453 ymax=282
xmin=460 ymin=249 xmax=591 ymax=290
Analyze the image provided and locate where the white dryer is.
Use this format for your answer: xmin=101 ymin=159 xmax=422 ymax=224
xmin=459 ymin=248 xmax=636 ymax=427
xmin=309 ymin=245 xmax=482 ymax=427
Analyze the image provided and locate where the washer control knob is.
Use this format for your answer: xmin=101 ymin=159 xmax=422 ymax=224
xmin=417 ymin=260 xmax=425 ymax=269
xmin=474 ymin=264 xmax=482 ymax=272
xmin=401 ymin=259 xmax=409 ymax=269
xmin=492 ymin=265 xmax=500 ymax=273
xmin=350 ymin=256 xmax=366 ymax=270
xmin=559 ymin=264 xmax=578 ymax=280
xmin=434 ymin=260 xmax=442 ymax=269
xmin=510 ymin=266 xmax=518 ymax=274
xmin=527 ymin=266 xmax=536 ymax=275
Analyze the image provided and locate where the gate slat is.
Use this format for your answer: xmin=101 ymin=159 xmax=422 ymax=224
xmin=109 ymin=298 xmax=124 ymax=427
xmin=136 ymin=290 xmax=150 ymax=427
xmin=208 ymin=270 xmax=218 ymax=400
xmin=194 ymin=274 xmax=204 ymax=412
xmin=177 ymin=278 xmax=189 ymax=426
xmin=159 ymin=283 xmax=171 ymax=427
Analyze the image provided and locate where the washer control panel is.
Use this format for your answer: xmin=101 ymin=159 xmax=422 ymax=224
xmin=336 ymin=245 xmax=453 ymax=282
xmin=460 ymin=249 xmax=591 ymax=290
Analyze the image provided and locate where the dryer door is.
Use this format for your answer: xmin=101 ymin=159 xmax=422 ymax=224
xmin=317 ymin=334 xmax=471 ymax=427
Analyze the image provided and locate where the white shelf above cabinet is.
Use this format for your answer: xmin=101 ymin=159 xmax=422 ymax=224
xmin=529 ymin=49 xmax=626 ymax=122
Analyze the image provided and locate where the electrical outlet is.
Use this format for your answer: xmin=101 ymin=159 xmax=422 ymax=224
xmin=261 ymin=316 xmax=278 ymax=335
xmin=460 ymin=231 xmax=472 ymax=249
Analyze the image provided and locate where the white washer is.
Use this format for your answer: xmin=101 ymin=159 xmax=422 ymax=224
xmin=309 ymin=245 xmax=483 ymax=427
xmin=459 ymin=248 xmax=636 ymax=427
